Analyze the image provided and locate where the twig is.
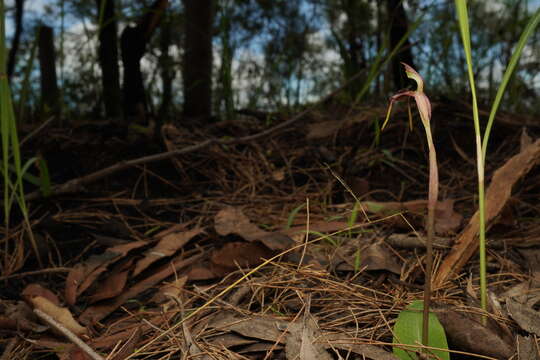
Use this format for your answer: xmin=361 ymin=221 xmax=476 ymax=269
xmin=26 ymin=70 xmax=367 ymax=201
xmin=20 ymin=116 xmax=55 ymax=147
xmin=33 ymin=308 xmax=104 ymax=360
xmin=0 ymin=267 xmax=71 ymax=282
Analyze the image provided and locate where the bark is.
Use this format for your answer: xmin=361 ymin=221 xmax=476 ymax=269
xmin=96 ymin=0 xmax=122 ymax=118
xmin=182 ymin=0 xmax=215 ymax=120
xmin=7 ymin=0 xmax=24 ymax=80
xmin=120 ymin=0 xmax=168 ymax=123
xmin=387 ymin=0 xmax=415 ymax=89
xmin=38 ymin=25 xmax=60 ymax=116
xmin=158 ymin=15 xmax=173 ymax=122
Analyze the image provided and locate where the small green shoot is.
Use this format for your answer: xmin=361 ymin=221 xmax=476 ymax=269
xmin=286 ymin=203 xmax=306 ymax=229
xmin=393 ymin=300 xmax=449 ymax=360
xmin=307 ymin=230 xmax=339 ymax=247
xmin=0 ymin=0 xmax=42 ymax=266
xmin=37 ymin=155 xmax=51 ymax=197
xmin=347 ymin=201 xmax=360 ymax=238
xmin=353 ymin=248 xmax=361 ymax=274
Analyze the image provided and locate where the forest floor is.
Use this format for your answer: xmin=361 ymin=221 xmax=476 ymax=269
xmin=2 ymin=100 xmax=540 ymax=359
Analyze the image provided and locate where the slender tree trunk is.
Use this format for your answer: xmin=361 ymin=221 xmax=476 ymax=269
xmin=38 ymin=25 xmax=60 ymax=116
xmin=217 ymin=3 xmax=234 ymax=121
xmin=158 ymin=14 xmax=173 ymax=122
xmin=7 ymin=0 xmax=24 ymax=80
xmin=182 ymin=0 xmax=215 ymax=120
xmin=96 ymin=0 xmax=121 ymax=118
xmin=120 ymin=0 xmax=168 ymax=124
xmin=342 ymin=0 xmax=365 ymax=97
xmin=387 ymin=0 xmax=415 ymax=89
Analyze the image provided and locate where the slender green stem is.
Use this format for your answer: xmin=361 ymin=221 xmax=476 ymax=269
xmin=455 ymin=0 xmax=487 ymax=319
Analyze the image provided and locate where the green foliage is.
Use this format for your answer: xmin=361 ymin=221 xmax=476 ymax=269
xmin=0 ymin=0 xmax=43 ymax=266
xmin=286 ymin=203 xmax=306 ymax=229
xmin=392 ymin=300 xmax=449 ymax=360
xmin=454 ymin=0 xmax=540 ymax=316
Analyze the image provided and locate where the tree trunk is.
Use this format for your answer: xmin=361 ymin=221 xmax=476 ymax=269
xmin=158 ymin=14 xmax=173 ymax=122
xmin=182 ymin=0 xmax=215 ymax=120
xmin=120 ymin=0 xmax=167 ymax=124
xmin=96 ymin=0 xmax=121 ymax=118
xmin=38 ymin=25 xmax=60 ymax=116
xmin=387 ymin=0 xmax=415 ymax=89
xmin=7 ymin=0 xmax=24 ymax=80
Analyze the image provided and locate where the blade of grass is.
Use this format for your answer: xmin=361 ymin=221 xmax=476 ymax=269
xmin=0 ymin=0 xmax=41 ymax=266
xmin=482 ymin=8 xmax=540 ymax=158
xmin=454 ymin=0 xmax=487 ymax=317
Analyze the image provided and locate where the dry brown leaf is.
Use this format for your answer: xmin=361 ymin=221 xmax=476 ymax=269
xmin=65 ymin=241 xmax=147 ymax=305
xmin=336 ymin=242 xmax=401 ymax=274
xmin=215 ymin=207 xmax=266 ymax=240
xmin=79 ymin=252 xmax=203 ymax=325
xmin=516 ymin=335 xmax=539 ymax=360
xmin=186 ymin=263 xmax=222 ymax=280
xmin=211 ymin=242 xmax=274 ymax=269
xmin=507 ymin=297 xmax=540 ymax=336
xmin=437 ymin=308 xmax=514 ymax=358
xmin=207 ymin=333 xmax=257 ymax=348
xmin=86 ymin=261 xmax=131 ymax=304
xmin=284 ymin=221 xmax=350 ymax=236
xmin=306 ymin=120 xmax=341 ymax=139
xmin=150 ymin=275 xmax=188 ymax=304
xmin=239 ymin=342 xmax=283 ymax=354
xmin=22 ymin=284 xmax=61 ymax=306
xmin=58 ymin=347 xmax=91 ymax=360
xmin=435 ymin=139 xmax=540 ymax=286
xmin=0 ymin=300 xmax=48 ymax=332
xmin=285 ymin=316 xmax=332 ymax=360
xmin=363 ymin=199 xmax=462 ymax=234
xmin=434 ymin=199 xmax=463 ymax=234
xmin=520 ymin=127 xmax=532 ymax=151
xmin=132 ymin=227 xmax=203 ymax=277
xmin=210 ymin=312 xmax=289 ymax=343
xmin=215 ymin=207 xmax=294 ymax=251
xmin=30 ymin=296 xmax=87 ymax=336
xmin=322 ymin=332 xmax=399 ymax=360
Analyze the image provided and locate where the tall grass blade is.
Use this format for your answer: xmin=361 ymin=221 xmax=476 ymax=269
xmin=482 ymin=9 xmax=540 ymax=158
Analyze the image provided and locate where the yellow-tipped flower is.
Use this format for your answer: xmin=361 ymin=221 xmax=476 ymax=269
xmin=382 ymin=63 xmax=432 ymax=132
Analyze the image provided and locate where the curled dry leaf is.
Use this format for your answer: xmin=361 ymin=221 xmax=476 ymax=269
xmin=22 ymin=284 xmax=61 ymax=306
xmin=132 ymin=227 xmax=203 ymax=277
xmin=286 ymin=315 xmax=332 ymax=360
xmin=435 ymin=139 xmax=540 ymax=286
xmin=30 ymin=296 xmax=87 ymax=336
xmin=215 ymin=207 xmax=294 ymax=251
xmin=507 ymin=297 xmax=540 ymax=336
xmin=335 ymin=242 xmax=401 ymax=274
xmin=65 ymin=240 xmax=148 ymax=305
xmin=0 ymin=300 xmax=48 ymax=332
xmin=436 ymin=308 xmax=513 ymax=359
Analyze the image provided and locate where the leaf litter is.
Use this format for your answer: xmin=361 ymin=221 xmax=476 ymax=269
xmin=2 ymin=101 xmax=540 ymax=359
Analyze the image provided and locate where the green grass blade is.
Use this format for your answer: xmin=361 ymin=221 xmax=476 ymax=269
xmin=455 ymin=0 xmax=487 ymax=316
xmin=285 ymin=203 xmax=306 ymax=229
xmin=37 ymin=156 xmax=51 ymax=196
xmin=482 ymin=9 xmax=540 ymax=159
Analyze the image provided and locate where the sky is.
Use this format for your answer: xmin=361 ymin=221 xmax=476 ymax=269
xmin=3 ymin=0 xmax=540 ymax=110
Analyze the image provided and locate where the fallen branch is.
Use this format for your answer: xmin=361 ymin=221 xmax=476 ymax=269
xmin=26 ymin=70 xmax=367 ymax=200
xmin=33 ymin=308 xmax=104 ymax=360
